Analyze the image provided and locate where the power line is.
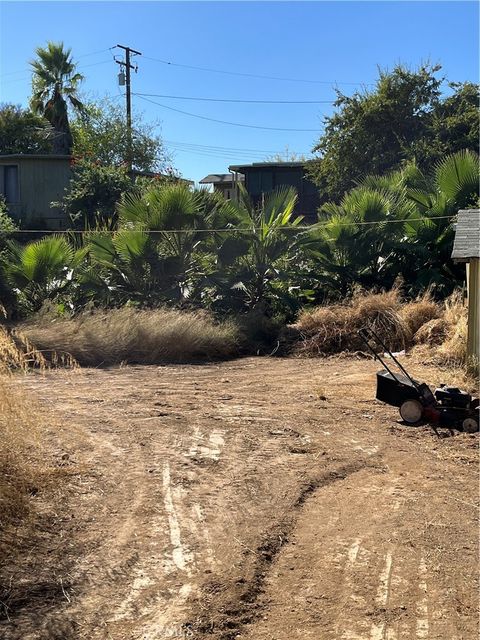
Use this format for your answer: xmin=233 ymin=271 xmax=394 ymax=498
xmin=135 ymin=92 xmax=335 ymax=104
xmin=164 ymin=140 xmax=306 ymax=154
xmin=142 ymin=55 xmax=372 ymax=86
xmin=0 ymin=47 xmax=114 ymax=79
xmin=166 ymin=143 xmax=311 ymax=162
xmin=9 ymin=217 xmax=455 ymax=235
xmin=168 ymin=147 xmax=270 ymax=161
xmin=0 ymin=59 xmax=113 ymax=86
xmin=135 ymin=94 xmax=321 ymax=132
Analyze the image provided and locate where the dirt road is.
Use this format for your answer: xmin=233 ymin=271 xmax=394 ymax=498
xmin=1 ymin=357 xmax=478 ymax=639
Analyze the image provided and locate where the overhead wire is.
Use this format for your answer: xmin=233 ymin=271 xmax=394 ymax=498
xmin=135 ymin=94 xmax=321 ymax=132
xmin=142 ymin=55 xmax=372 ymax=86
xmin=9 ymin=217 xmax=455 ymax=235
xmin=164 ymin=140 xmax=306 ymax=154
xmin=0 ymin=47 xmax=115 ymax=80
xmin=135 ymin=92 xmax=335 ymax=104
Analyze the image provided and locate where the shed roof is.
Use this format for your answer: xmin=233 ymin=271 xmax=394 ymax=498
xmin=229 ymin=161 xmax=305 ymax=173
xmin=199 ymin=173 xmax=243 ymax=184
xmin=0 ymin=154 xmax=71 ymax=161
xmin=452 ymin=209 xmax=480 ymax=262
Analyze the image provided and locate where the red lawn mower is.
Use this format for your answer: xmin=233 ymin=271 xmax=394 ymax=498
xmin=359 ymin=327 xmax=479 ymax=433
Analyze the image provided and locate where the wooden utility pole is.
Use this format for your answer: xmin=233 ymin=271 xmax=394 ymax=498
xmin=115 ymin=44 xmax=142 ymax=172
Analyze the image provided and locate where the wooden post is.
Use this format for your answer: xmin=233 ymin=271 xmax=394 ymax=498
xmin=467 ymin=257 xmax=480 ymax=367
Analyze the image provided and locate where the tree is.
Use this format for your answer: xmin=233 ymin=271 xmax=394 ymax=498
xmin=70 ymin=98 xmax=169 ymax=173
xmin=3 ymin=236 xmax=84 ymax=313
xmin=307 ymin=64 xmax=479 ymax=203
xmin=431 ymin=82 xmax=480 ymax=157
xmin=306 ymin=150 xmax=479 ymax=299
xmin=302 ymin=185 xmax=416 ymax=297
xmin=206 ymin=185 xmax=304 ymax=315
xmin=30 ymin=42 xmax=84 ymax=155
xmin=55 ymin=160 xmax=133 ymax=229
xmin=0 ymin=104 xmax=53 ymax=154
xmin=0 ymin=197 xmax=19 ymax=317
xmin=400 ymin=150 xmax=479 ymax=294
xmin=264 ymin=146 xmax=308 ymax=162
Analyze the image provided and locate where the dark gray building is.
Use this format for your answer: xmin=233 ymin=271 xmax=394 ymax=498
xmin=199 ymin=173 xmax=244 ymax=200
xmin=0 ymin=154 xmax=72 ymax=229
xmin=228 ymin=162 xmax=320 ymax=222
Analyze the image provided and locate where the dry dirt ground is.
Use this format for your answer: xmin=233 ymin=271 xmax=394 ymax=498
xmin=1 ymin=356 xmax=478 ymax=640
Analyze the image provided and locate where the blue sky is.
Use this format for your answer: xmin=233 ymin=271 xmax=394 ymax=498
xmin=0 ymin=1 xmax=478 ymax=183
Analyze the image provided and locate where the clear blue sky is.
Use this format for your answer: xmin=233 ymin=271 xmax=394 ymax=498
xmin=0 ymin=1 xmax=478 ymax=183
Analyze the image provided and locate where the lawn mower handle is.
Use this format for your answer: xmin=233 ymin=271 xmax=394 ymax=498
xmin=358 ymin=326 xmax=420 ymax=390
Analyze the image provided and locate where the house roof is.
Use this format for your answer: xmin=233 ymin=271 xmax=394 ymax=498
xmin=452 ymin=209 xmax=480 ymax=262
xmin=229 ymin=161 xmax=305 ymax=173
xmin=131 ymin=169 xmax=193 ymax=185
xmin=199 ymin=173 xmax=244 ymax=184
xmin=0 ymin=154 xmax=72 ymax=161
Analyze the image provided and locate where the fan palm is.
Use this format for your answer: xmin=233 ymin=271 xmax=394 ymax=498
xmin=4 ymin=236 xmax=83 ymax=313
xmin=116 ymin=183 xmax=241 ymax=301
xmin=207 ymin=184 xmax=303 ymax=313
xmin=304 ymin=186 xmax=416 ymax=296
xmin=30 ymin=42 xmax=84 ymax=154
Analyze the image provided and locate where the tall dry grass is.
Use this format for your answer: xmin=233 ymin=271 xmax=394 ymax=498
xmin=0 ymin=329 xmax=47 ymax=543
xmin=294 ymin=289 xmax=440 ymax=356
xmin=0 ymin=375 xmax=40 ymax=526
xmin=20 ymin=307 xmax=240 ymax=367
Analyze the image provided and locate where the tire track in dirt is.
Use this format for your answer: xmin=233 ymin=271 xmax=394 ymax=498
xmin=4 ymin=358 xmax=478 ymax=640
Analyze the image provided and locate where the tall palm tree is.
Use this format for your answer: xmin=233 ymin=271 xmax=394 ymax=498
xmin=30 ymin=42 xmax=84 ymax=154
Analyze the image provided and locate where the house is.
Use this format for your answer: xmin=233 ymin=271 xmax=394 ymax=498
xmin=228 ymin=161 xmax=320 ymax=222
xmin=0 ymin=154 xmax=72 ymax=229
xmin=198 ymin=173 xmax=244 ymax=200
xmin=451 ymin=209 xmax=480 ymax=366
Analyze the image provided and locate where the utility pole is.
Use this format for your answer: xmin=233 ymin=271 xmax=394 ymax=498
xmin=114 ymin=44 xmax=142 ymax=173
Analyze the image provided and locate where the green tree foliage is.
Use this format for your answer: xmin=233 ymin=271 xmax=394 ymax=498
xmin=308 ymin=64 xmax=479 ymax=203
xmin=30 ymin=42 xmax=84 ymax=154
xmin=431 ymin=82 xmax=480 ymax=156
xmin=304 ymin=150 xmax=479 ymax=298
xmin=56 ymin=184 xmax=237 ymax=308
xmin=0 ymin=104 xmax=53 ymax=154
xmin=303 ymin=186 xmax=416 ymax=297
xmin=70 ymin=98 xmax=168 ymax=172
xmin=55 ymin=160 xmax=133 ymax=229
xmin=2 ymin=151 xmax=477 ymax=319
xmin=4 ymin=235 xmax=85 ymax=313
xmin=0 ymin=198 xmax=19 ymax=317
xmin=205 ymin=185 xmax=305 ymax=315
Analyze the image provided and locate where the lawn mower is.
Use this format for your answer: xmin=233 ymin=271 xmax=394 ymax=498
xmin=358 ymin=326 xmax=479 ymax=433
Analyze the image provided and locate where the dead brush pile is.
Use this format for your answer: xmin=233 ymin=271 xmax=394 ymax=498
xmin=294 ymin=289 xmax=440 ymax=356
xmin=20 ymin=307 xmax=240 ymax=366
xmin=413 ymin=291 xmax=472 ymax=370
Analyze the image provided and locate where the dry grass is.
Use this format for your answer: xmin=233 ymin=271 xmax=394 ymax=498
xmin=0 ymin=374 xmax=40 ymax=526
xmin=294 ymin=289 xmax=441 ymax=356
xmin=412 ymin=291 xmax=477 ymax=377
xmin=0 ymin=325 xmax=47 ymax=372
xmin=20 ymin=307 xmax=240 ymax=367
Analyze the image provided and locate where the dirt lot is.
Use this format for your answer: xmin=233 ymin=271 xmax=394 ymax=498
xmin=1 ymin=356 xmax=478 ymax=640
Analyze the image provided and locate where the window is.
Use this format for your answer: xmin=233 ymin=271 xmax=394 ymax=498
xmin=0 ymin=165 xmax=19 ymax=203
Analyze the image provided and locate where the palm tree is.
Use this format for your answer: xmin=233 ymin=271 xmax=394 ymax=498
xmin=30 ymin=42 xmax=84 ymax=154
xmin=303 ymin=185 xmax=416 ymax=296
xmin=4 ymin=236 xmax=83 ymax=313
xmin=208 ymin=184 xmax=303 ymax=313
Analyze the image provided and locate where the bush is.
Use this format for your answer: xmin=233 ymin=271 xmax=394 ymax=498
xmin=20 ymin=307 xmax=240 ymax=366
xmin=294 ymin=288 xmax=441 ymax=355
